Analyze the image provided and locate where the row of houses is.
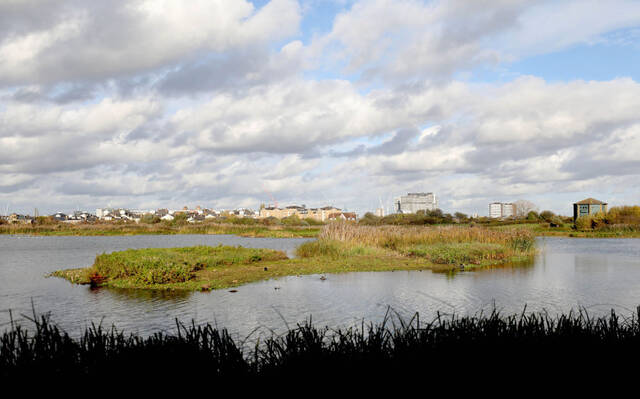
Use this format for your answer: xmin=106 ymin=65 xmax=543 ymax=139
xmin=0 ymin=211 xmax=97 ymax=224
xmin=1 ymin=204 xmax=358 ymax=225
xmin=53 ymin=211 xmax=98 ymax=223
xmin=0 ymin=206 xmax=259 ymax=225
xmin=156 ymin=208 xmax=255 ymax=222
xmin=95 ymin=206 xmax=259 ymax=222
xmin=1 ymin=214 xmax=34 ymax=224
xmin=1 ymin=211 xmax=101 ymax=224
xmin=258 ymin=205 xmax=356 ymax=222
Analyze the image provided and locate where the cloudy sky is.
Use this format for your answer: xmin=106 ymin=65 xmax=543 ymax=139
xmin=1 ymin=0 xmax=640 ymax=216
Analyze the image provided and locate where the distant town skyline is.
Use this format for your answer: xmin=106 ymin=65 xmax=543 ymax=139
xmin=1 ymin=1 xmax=640 ymax=217
xmin=0 ymin=193 xmax=623 ymax=219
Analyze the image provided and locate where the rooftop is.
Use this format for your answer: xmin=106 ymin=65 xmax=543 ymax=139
xmin=575 ymin=198 xmax=607 ymax=205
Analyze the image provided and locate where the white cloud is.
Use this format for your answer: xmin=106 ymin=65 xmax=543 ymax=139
xmin=0 ymin=0 xmax=301 ymax=85
xmin=504 ymin=0 xmax=640 ymax=56
xmin=171 ymin=78 xmax=400 ymax=152
xmin=2 ymin=0 xmax=640 ymax=215
xmin=3 ymin=74 xmax=640 ymax=214
xmin=313 ymin=0 xmax=640 ymax=83
xmin=0 ymin=97 xmax=167 ymax=174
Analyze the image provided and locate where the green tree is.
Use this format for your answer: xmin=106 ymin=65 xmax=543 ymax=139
xmin=526 ymin=211 xmax=540 ymax=221
xmin=140 ymin=214 xmax=160 ymax=224
xmin=539 ymin=210 xmax=555 ymax=222
xmin=261 ymin=216 xmax=281 ymax=226
xmin=34 ymin=216 xmax=57 ymax=225
xmin=281 ymin=214 xmax=302 ymax=226
xmin=426 ymin=209 xmax=444 ymax=218
xmin=173 ymin=213 xmax=188 ymax=224
xmin=454 ymin=212 xmax=468 ymax=221
xmin=575 ymin=215 xmax=593 ymax=230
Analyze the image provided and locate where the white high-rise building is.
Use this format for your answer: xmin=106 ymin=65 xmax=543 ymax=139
xmin=489 ymin=202 xmax=516 ymax=218
xmin=502 ymin=203 xmax=515 ymax=218
xmin=489 ymin=203 xmax=503 ymax=218
xmin=396 ymin=193 xmax=438 ymax=214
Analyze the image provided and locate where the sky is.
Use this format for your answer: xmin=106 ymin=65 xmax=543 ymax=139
xmin=1 ymin=0 xmax=640 ymax=216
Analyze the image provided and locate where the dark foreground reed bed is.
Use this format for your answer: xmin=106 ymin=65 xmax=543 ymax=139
xmin=2 ymin=308 xmax=639 ymax=385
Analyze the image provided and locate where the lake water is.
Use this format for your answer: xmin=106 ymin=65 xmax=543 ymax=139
xmin=2 ymin=235 xmax=640 ymax=339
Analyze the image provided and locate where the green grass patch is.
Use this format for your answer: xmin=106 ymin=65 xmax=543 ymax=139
xmin=406 ymin=242 xmax=509 ymax=265
xmin=296 ymin=239 xmax=392 ymax=259
xmin=52 ymin=245 xmax=289 ymax=288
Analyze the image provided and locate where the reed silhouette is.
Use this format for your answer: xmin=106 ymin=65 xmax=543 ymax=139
xmin=1 ymin=307 xmax=636 ymax=386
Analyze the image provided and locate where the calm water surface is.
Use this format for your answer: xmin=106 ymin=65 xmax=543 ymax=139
xmin=2 ymin=235 xmax=640 ymax=338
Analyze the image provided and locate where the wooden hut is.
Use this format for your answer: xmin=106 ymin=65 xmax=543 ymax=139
xmin=573 ymin=198 xmax=607 ymax=222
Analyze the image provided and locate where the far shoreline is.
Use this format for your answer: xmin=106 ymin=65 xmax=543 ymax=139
xmin=0 ymin=222 xmax=320 ymax=239
xmin=3 ymin=221 xmax=640 ymax=239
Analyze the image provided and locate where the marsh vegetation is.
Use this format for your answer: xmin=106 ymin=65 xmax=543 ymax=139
xmin=572 ymin=205 xmax=640 ymax=236
xmin=2 ymin=307 xmax=637 ymax=382
xmin=53 ymin=223 xmax=536 ymax=290
xmin=297 ymin=223 xmax=534 ymax=265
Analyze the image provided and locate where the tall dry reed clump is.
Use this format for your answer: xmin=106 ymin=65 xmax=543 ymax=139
xmin=319 ymin=223 xmax=533 ymax=249
xmin=297 ymin=223 xmax=535 ymax=265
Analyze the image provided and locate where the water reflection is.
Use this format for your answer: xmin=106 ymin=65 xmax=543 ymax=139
xmin=574 ymin=254 xmax=612 ymax=272
xmin=102 ymin=287 xmax=194 ymax=302
xmin=438 ymin=258 xmax=536 ymax=279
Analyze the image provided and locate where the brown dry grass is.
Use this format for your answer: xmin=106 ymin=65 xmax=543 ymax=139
xmin=317 ymin=223 xmax=534 ymax=249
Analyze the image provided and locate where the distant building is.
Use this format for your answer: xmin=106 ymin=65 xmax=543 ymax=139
xmin=53 ymin=212 xmax=68 ymax=221
xmin=489 ymin=202 xmax=516 ymax=219
xmin=573 ymin=198 xmax=608 ymax=222
xmin=502 ymin=203 xmax=515 ymax=218
xmin=232 ymin=208 xmax=256 ymax=218
xmin=489 ymin=203 xmax=502 ymax=218
xmin=8 ymin=213 xmax=33 ymax=224
xmin=327 ymin=212 xmax=357 ymax=221
xmin=187 ymin=214 xmax=205 ymax=223
xmin=259 ymin=206 xmax=304 ymax=219
xmin=395 ymin=193 xmax=437 ymax=214
xmin=375 ymin=207 xmax=385 ymax=217
xmin=259 ymin=205 xmax=342 ymax=222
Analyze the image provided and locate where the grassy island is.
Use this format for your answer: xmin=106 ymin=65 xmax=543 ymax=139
xmin=52 ymin=224 xmax=536 ymax=291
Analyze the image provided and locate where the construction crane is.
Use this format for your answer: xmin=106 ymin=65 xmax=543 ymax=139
xmin=263 ymin=187 xmax=278 ymax=208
